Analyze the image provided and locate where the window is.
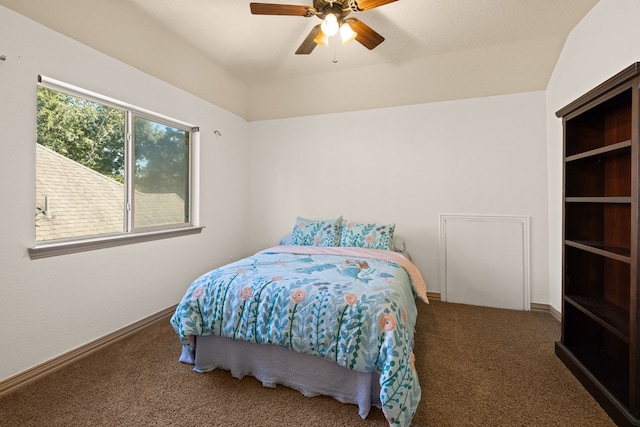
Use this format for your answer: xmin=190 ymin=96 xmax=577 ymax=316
xmin=31 ymin=76 xmax=201 ymax=258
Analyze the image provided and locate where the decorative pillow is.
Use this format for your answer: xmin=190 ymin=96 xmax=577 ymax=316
xmin=291 ymin=216 xmax=342 ymax=246
xmin=340 ymin=220 xmax=395 ymax=251
xmin=279 ymin=233 xmax=293 ymax=245
xmin=393 ymin=235 xmax=411 ymax=260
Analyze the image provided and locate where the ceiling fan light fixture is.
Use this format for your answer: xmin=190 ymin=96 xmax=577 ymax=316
xmin=313 ymin=29 xmax=330 ymax=47
xmin=320 ymin=13 xmax=339 ymax=36
xmin=250 ymin=0 xmax=392 ymax=55
xmin=340 ymin=22 xmax=357 ymax=44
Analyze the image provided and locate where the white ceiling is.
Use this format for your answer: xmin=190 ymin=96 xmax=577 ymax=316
xmin=126 ymin=0 xmax=595 ymax=84
xmin=1 ymin=0 xmax=599 ymax=120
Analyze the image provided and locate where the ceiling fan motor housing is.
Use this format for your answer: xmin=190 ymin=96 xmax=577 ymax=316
xmin=315 ymin=1 xmax=350 ymax=21
xmin=250 ymin=0 xmax=395 ymax=54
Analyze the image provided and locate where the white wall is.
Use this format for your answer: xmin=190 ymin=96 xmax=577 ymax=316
xmin=248 ymin=92 xmax=550 ymax=304
xmin=0 ymin=7 xmax=250 ymax=382
xmin=546 ymin=0 xmax=640 ymax=312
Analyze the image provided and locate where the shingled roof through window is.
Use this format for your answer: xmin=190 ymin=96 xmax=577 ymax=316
xmin=35 ymin=144 xmax=186 ymax=242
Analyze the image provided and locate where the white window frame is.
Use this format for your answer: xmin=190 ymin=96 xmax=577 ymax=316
xmin=29 ymin=75 xmax=202 ymax=259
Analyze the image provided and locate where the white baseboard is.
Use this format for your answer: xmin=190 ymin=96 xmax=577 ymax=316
xmin=529 ymin=302 xmax=561 ymax=321
xmin=0 ymin=305 xmax=177 ymax=398
xmin=427 ymin=291 xmax=441 ymax=301
xmin=548 ymin=304 xmax=562 ymax=322
xmin=431 ymin=291 xmax=559 ymax=321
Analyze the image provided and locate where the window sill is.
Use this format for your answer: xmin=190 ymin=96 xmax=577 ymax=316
xmin=29 ymin=226 xmax=204 ymax=260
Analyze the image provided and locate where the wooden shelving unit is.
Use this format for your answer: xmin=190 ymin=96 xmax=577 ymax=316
xmin=556 ymin=63 xmax=640 ymax=427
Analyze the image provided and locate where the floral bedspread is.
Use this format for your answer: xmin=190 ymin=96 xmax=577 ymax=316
xmin=171 ymin=245 xmax=428 ymax=427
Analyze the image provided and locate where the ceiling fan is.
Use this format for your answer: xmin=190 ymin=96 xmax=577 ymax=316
xmin=249 ymin=0 xmax=398 ymax=54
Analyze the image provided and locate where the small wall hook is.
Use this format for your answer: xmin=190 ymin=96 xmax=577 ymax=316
xmin=214 ymin=130 xmax=222 ymax=136
xmin=0 ymin=55 xmax=7 ymax=61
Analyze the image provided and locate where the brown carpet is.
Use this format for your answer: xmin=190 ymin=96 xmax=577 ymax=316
xmin=0 ymin=300 xmax=615 ymax=426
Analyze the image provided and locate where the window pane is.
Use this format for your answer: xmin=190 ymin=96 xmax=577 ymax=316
xmin=133 ymin=117 xmax=189 ymax=228
xmin=36 ymin=87 xmax=126 ymax=242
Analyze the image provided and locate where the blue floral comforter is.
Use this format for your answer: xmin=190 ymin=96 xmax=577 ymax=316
xmin=171 ymin=245 xmax=428 ymax=427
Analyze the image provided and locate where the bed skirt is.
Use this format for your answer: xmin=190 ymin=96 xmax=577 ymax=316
xmin=179 ymin=335 xmax=381 ymax=419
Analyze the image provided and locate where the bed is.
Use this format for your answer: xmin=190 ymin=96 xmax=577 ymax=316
xmin=171 ymin=217 xmax=428 ymax=427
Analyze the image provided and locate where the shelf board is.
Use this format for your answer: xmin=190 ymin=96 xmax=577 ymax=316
xmin=565 ymin=240 xmax=631 ymax=262
xmin=559 ymin=343 xmax=629 ymax=403
xmin=555 ymin=342 xmax=638 ymax=427
xmin=565 ymin=139 xmax=632 ymax=162
xmin=565 ymin=197 xmax=631 ymax=203
xmin=565 ymin=295 xmax=630 ymax=342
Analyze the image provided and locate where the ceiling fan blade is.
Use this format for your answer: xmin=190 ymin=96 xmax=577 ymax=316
xmin=349 ymin=19 xmax=385 ymax=50
xmin=250 ymin=3 xmax=313 ymax=16
xmin=295 ymin=25 xmax=321 ymax=54
xmin=353 ymin=0 xmax=398 ymax=11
